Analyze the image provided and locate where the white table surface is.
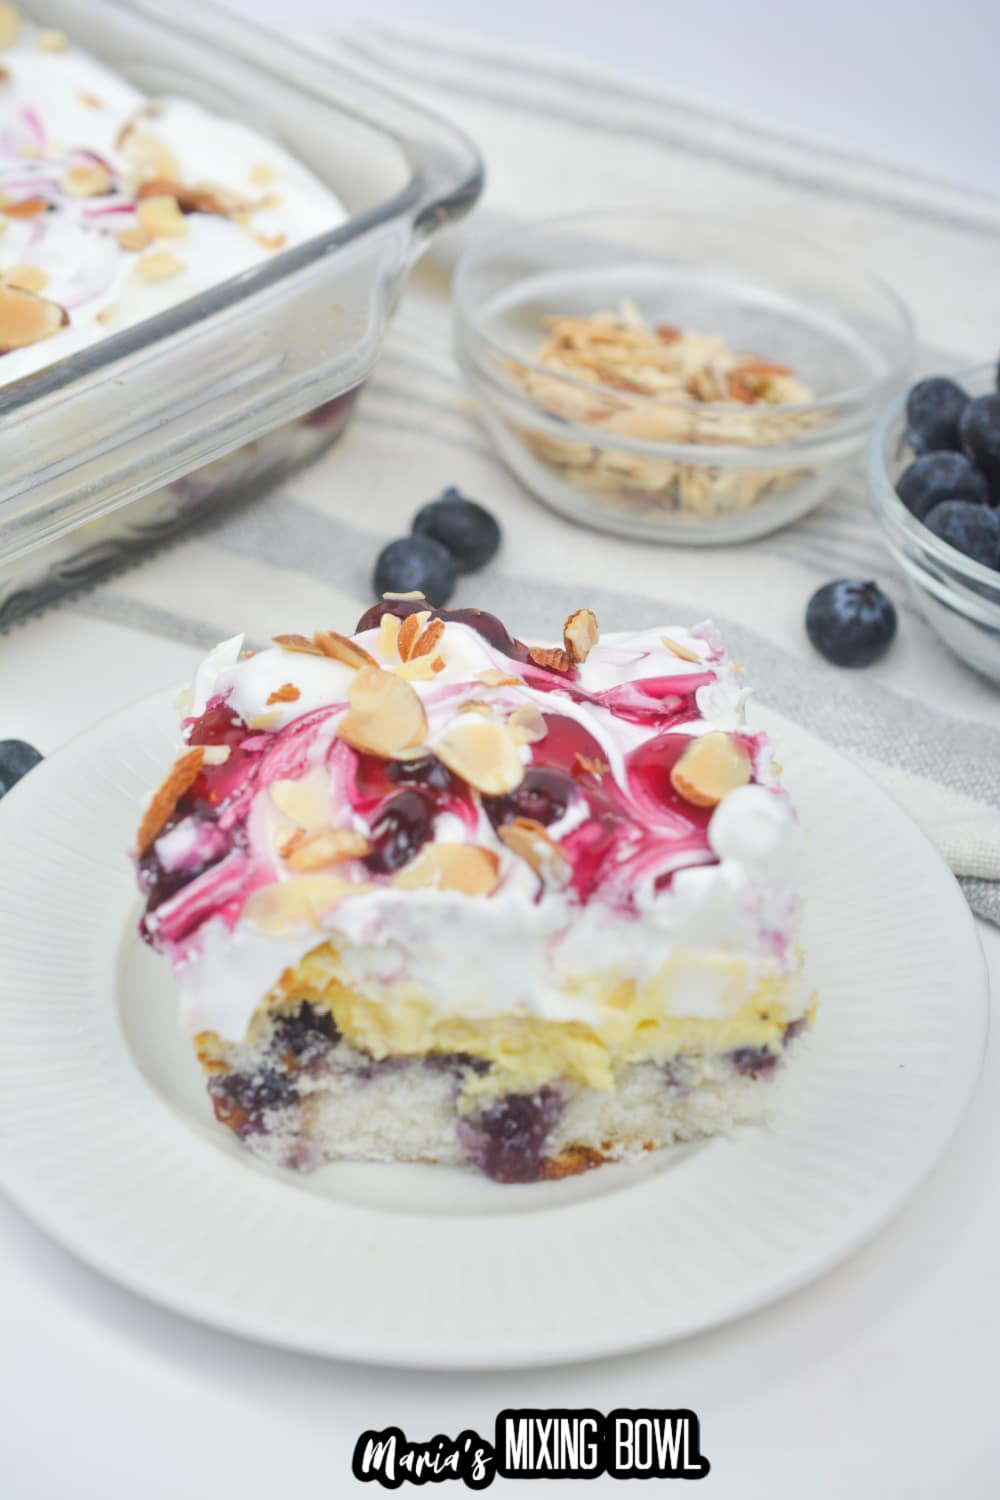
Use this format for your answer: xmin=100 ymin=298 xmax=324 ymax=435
xmin=1 ymin=611 xmax=998 ymax=1499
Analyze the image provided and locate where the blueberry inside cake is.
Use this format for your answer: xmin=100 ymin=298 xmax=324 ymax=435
xmin=135 ymin=597 xmax=814 ymax=1183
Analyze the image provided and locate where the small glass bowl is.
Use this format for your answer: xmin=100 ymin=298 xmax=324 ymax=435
xmin=868 ymin=363 xmax=1000 ymax=684
xmin=454 ymin=209 xmax=914 ymax=544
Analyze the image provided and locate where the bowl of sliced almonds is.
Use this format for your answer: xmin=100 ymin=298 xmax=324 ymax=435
xmin=454 ymin=209 xmax=913 ymax=544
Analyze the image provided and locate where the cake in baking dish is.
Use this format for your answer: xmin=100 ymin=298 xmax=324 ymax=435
xmin=135 ymin=596 xmax=814 ymax=1183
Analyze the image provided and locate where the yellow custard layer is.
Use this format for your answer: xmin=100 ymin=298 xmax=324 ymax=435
xmin=196 ymin=940 xmax=814 ymax=1103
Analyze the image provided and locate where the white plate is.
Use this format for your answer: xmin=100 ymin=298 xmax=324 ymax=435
xmin=0 ymin=691 xmax=988 ymax=1369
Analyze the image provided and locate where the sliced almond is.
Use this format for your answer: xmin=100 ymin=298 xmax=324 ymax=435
xmin=273 ymin=632 xmax=324 ymax=657
xmin=376 ymin=612 xmax=401 ymax=658
xmin=37 ymin=28 xmax=66 ymax=51
xmin=200 ymin=745 xmax=231 ymax=766
xmin=249 ymin=162 xmax=278 ymax=186
xmin=117 ymin=224 xmax=151 ymax=252
xmin=563 ymin=608 xmax=599 ymax=665
xmin=498 ymin=817 xmax=569 ymax=880
xmin=0 ymin=283 xmax=67 ymax=351
xmin=670 ymin=732 xmax=752 ymax=808
xmin=248 ymin=709 xmax=281 ymax=731
xmin=0 ymin=5 xmax=21 ymax=50
xmin=95 ymin=304 xmax=116 ymax=326
xmin=266 ymin=682 xmax=301 ymax=705
xmin=336 ymin=667 xmax=427 ymax=759
xmin=283 ymin=826 xmax=371 ymax=871
xmin=1 ymin=196 xmax=49 ymax=218
xmin=136 ymin=178 xmax=232 ymax=216
xmin=735 ymin=357 xmax=792 ymax=377
xmin=726 ymin=371 xmax=756 ymax=405
xmin=314 ymin=629 xmax=378 ymax=670
xmin=410 ymin=617 xmax=445 ymax=660
xmin=392 ymin=843 xmax=499 ymax=897
xmin=135 ymin=747 xmax=204 ymax=855
xmin=2 ymin=264 xmax=47 ymax=294
xmin=136 ymin=193 xmax=188 ymax=239
xmin=396 ymin=610 xmax=432 ymax=661
xmin=528 ymin=645 xmax=572 ymax=674
xmin=61 ymin=163 xmax=112 ymax=197
xmin=78 ymin=91 xmax=102 ymax=109
xmin=435 ymin=718 xmax=524 ymax=796
xmin=383 ymin=590 xmax=427 ymax=602
xmin=134 ymin=249 xmax=184 ymax=281
xmin=270 ymin=770 xmax=331 ymax=831
xmin=121 ymin=130 xmax=180 ymax=185
xmin=394 ymin=656 xmax=443 ymax=682
xmin=661 ymin=634 xmax=702 ymax=664
xmin=244 ymin=875 xmax=372 ymax=935
xmin=508 ymin=702 xmax=548 ymax=744
xmin=460 ymin=700 xmax=494 ymax=716
xmin=478 ymin=668 xmax=520 ymax=687
xmin=254 ymin=231 xmax=286 ymax=253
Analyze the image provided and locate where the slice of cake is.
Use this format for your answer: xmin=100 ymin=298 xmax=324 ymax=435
xmin=135 ymin=597 xmax=814 ymax=1183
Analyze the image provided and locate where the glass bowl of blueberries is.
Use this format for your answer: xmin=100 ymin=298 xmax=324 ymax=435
xmin=868 ymin=362 xmax=1000 ymax=684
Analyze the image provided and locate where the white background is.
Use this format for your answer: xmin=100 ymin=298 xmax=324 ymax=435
xmin=224 ymin=0 xmax=1000 ymax=197
xmin=3 ymin=4 xmax=1000 ymax=1498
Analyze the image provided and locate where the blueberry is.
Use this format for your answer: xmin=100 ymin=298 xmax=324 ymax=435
xmin=386 ymin=753 xmax=458 ymax=795
xmin=959 ymin=393 xmax=1000 ymax=495
xmin=482 ymin=767 xmax=574 ymax=830
xmin=0 ymin=739 xmax=42 ymax=798
xmin=271 ymin=1003 xmax=340 ymax=1058
xmin=729 ymin=1046 xmax=780 ymax=1079
xmin=373 ymin=535 xmax=456 ymax=607
xmin=441 ymin=607 xmax=527 ymax=659
xmin=896 ymin=451 xmax=991 ymax=520
xmin=905 ymin=376 xmax=969 ymax=454
xmin=924 ymin=500 xmax=1000 ymax=569
xmin=805 ymin=579 xmax=897 ymax=667
xmin=456 ymin=1088 xmax=563 ymax=1183
xmin=412 ymin=487 xmax=501 ymax=572
xmin=208 ymin=1067 xmax=297 ymax=1139
xmin=365 ymin=789 xmax=435 ymax=874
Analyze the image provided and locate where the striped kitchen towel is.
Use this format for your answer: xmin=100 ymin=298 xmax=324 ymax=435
xmin=69 ymin=24 xmax=1000 ymax=921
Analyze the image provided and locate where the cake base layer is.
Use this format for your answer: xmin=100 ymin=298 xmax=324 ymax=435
xmin=201 ymin=1002 xmax=804 ymax=1182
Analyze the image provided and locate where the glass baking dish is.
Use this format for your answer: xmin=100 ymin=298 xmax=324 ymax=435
xmin=0 ymin=0 xmax=482 ymax=625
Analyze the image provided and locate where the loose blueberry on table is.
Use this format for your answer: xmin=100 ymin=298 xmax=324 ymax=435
xmin=371 ymin=486 xmax=503 ymax=607
xmin=805 ymin=579 xmax=897 ymax=668
xmin=373 ymin=533 xmax=456 ymax=606
xmin=413 ymin=487 xmax=502 ymax=571
xmin=0 ymin=739 xmax=43 ymax=798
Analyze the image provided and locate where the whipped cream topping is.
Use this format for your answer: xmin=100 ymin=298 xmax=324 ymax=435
xmin=138 ymin=604 xmax=807 ymax=1043
xmin=0 ymin=13 xmax=344 ymax=385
